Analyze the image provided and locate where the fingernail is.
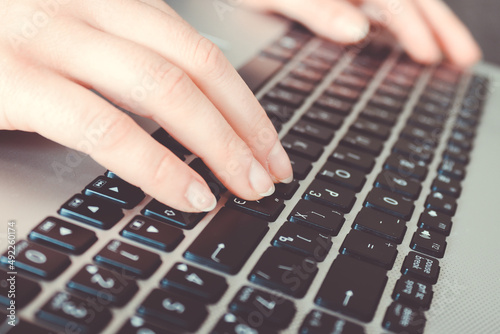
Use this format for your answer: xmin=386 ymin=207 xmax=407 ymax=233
xmin=268 ymin=141 xmax=293 ymax=183
xmin=332 ymin=17 xmax=370 ymax=43
xmin=185 ymin=181 xmax=217 ymax=212
xmin=249 ymin=158 xmax=275 ymax=196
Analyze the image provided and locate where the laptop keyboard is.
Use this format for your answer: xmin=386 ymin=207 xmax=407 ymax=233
xmin=0 ymin=26 xmax=490 ymax=333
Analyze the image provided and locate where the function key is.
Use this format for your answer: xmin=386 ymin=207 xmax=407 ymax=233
xmin=84 ymin=176 xmax=145 ymax=209
xmin=1 ymin=240 xmax=70 ymax=280
xmin=94 ymin=239 xmax=161 ymax=278
xmin=392 ymin=277 xmax=433 ymax=309
xmin=341 ymin=131 xmax=384 ymax=156
xmin=37 ymin=291 xmax=112 ymax=333
xmin=300 ymin=310 xmax=366 ymax=334
xmin=289 ymin=200 xmax=345 ymax=235
xmin=161 ymin=262 xmax=228 ymax=303
xmin=288 ymin=154 xmax=313 ymax=180
xmin=212 ymin=313 xmax=278 ymax=334
xmin=291 ymin=119 xmax=334 ymax=144
xmin=383 ymin=302 xmax=426 ymax=334
xmin=351 ymin=118 xmax=392 ymax=140
xmin=410 ymin=228 xmax=447 ymax=258
xmin=340 ymin=230 xmax=398 ymax=269
xmin=227 ymin=195 xmax=285 ymax=222
xmin=59 ymin=194 xmax=124 ymax=230
xmin=418 ymin=209 xmax=452 ymax=236
xmin=353 ymin=208 xmax=407 ymax=243
xmin=374 ymin=171 xmax=422 ymax=200
xmin=329 ymin=145 xmax=375 ymax=173
xmin=425 ymin=192 xmax=457 ymax=216
xmin=303 ymin=179 xmax=357 ymax=213
xmin=401 ymin=251 xmax=440 ymax=284
xmin=364 ymin=188 xmax=414 ymax=220
xmin=303 ymin=107 xmax=344 ymax=129
xmin=29 ymin=217 xmax=97 ymax=254
xmin=281 ymin=134 xmax=324 ymax=161
xmin=0 ymin=268 xmax=41 ymax=308
xmin=121 ymin=215 xmax=184 ymax=252
xmin=142 ymin=199 xmax=206 ymax=229
xmin=317 ymin=162 xmax=366 ymax=192
xmin=184 ymin=208 xmax=269 ymax=274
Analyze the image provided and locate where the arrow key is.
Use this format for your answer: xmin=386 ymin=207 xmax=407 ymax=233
xmin=84 ymin=176 xmax=145 ymax=209
xmin=121 ymin=216 xmax=184 ymax=252
xmin=59 ymin=194 xmax=124 ymax=229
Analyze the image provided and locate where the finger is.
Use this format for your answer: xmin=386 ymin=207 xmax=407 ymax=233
xmin=413 ymin=0 xmax=481 ymax=67
xmin=0 ymin=58 xmax=217 ymax=212
xmin=363 ymin=0 xmax=442 ymax=63
xmin=67 ymin=0 xmax=293 ymax=184
xmin=249 ymin=0 xmax=370 ymax=43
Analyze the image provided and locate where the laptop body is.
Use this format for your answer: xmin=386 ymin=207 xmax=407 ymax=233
xmin=1 ymin=0 xmax=500 ymax=333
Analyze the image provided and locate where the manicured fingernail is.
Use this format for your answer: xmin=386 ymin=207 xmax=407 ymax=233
xmin=268 ymin=141 xmax=293 ymax=183
xmin=332 ymin=17 xmax=370 ymax=43
xmin=249 ymin=158 xmax=275 ymax=196
xmin=185 ymin=181 xmax=217 ymax=212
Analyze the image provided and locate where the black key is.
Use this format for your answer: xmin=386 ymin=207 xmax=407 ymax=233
xmin=411 ymin=228 xmax=447 ymax=258
xmin=273 ymin=222 xmax=332 ymax=261
xmin=400 ymin=124 xmax=441 ymax=146
xmin=374 ymin=170 xmax=422 ymax=200
xmin=353 ymin=208 xmax=407 ymax=243
xmin=360 ymin=105 xmax=399 ymax=126
xmin=281 ymin=134 xmax=324 ymax=161
xmin=300 ymin=310 xmax=366 ymax=334
xmin=415 ymin=101 xmax=448 ymax=119
xmin=425 ymin=191 xmax=457 ymax=216
xmin=260 ymin=99 xmax=295 ymax=123
xmin=301 ymin=57 xmax=332 ymax=72
xmin=161 ymin=262 xmax=228 ymax=303
xmin=59 ymin=194 xmax=124 ymax=230
xmin=37 ymin=291 xmax=112 ymax=333
xmin=335 ymin=73 xmax=368 ymax=90
xmin=1 ymin=240 xmax=70 ymax=280
xmin=0 ymin=268 xmax=40 ymax=308
xmin=351 ymin=118 xmax=391 ymax=139
xmin=408 ymin=113 xmax=445 ymax=131
xmin=432 ymin=174 xmax=462 ymax=198
xmin=291 ymin=119 xmax=334 ymax=144
xmin=289 ymin=200 xmax=345 ymax=235
xmin=288 ymin=154 xmax=313 ymax=179
xmin=341 ymin=131 xmax=384 ymax=155
xmin=94 ymin=239 xmax=161 ymax=278
xmin=315 ymin=255 xmax=387 ymax=321
xmin=315 ymin=95 xmax=353 ymax=115
xmin=275 ymin=179 xmax=300 ymax=200
xmin=383 ymin=302 xmax=426 ymax=334
xmin=142 ymin=199 xmax=205 ymax=229
xmin=279 ymin=75 xmax=316 ymax=94
xmin=137 ymin=288 xmax=207 ymax=331
xmin=377 ymin=82 xmax=410 ymax=100
xmin=385 ymin=72 xmax=414 ymax=89
xmin=189 ymin=158 xmax=226 ymax=197
xmin=227 ymin=195 xmax=285 ymax=222
xmin=418 ymin=209 xmax=452 ymax=236
xmin=229 ymin=286 xmax=296 ymax=329
xmin=184 ymin=208 xmax=269 ymax=274
xmin=29 ymin=217 xmax=97 ymax=254
xmin=151 ymin=128 xmax=191 ymax=156
xmin=212 ymin=313 xmax=278 ymax=334
xmin=266 ymin=87 xmax=306 ymax=107
xmin=238 ymin=55 xmax=284 ymax=92
xmin=443 ymin=145 xmax=469 ymax=164
xmin=368 ymin=94 xmax=405 ymax=112
xmin=304 ymin=107 xmax=344 ymax=129
xmin=384 ymin=153 xmax=428 ymax=181
xmin=401 ymin=251 xmax=440 ymax=284
xmin=340 ymin=230 xmax=398 ymax=269
xmin=121 ymin=215 xmax=184 ymax=252
xmin=392 ymin=277 xmax=433 ymax=309
xmin=325 ymin=84 xmax=361 ymax=102
xmin=438 ymin=159 xmax=466 ymax=180
xmin=291 ymin=63 xmax=324 ymax=83
xmin=249 ymin=247 xmax=317 ymax=297
xmin=118 ymin=316 xmax=176 ymax=334
xmin=67 ymin=264 xmax=138 ymax=306
xmin=304 ymin=179 xmax=356 ymax=213
xmin=329 ymin=145 xmax=375 ymax=173
xmin=84 ymin=176 xmax=145 ymax=209
xmin=317 ymin=162 xmax=366 ymax=192
xmin=365 ymin=188 xmax=414 ymax=220
xmin=392 ymin=138 xmax=434 ymax=163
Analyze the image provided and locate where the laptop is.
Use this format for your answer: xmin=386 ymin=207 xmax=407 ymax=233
xmin=1 ymin=0 xmax=500 ymax=333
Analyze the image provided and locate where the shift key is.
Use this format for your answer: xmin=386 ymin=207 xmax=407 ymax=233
xmin=184 ymin=208 xmax=269 ymax=274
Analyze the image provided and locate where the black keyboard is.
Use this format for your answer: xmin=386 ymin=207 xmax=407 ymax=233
xmin=0 ymin=26 xmax=490 ymax=334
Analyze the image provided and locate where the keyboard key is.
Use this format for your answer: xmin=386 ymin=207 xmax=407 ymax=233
xmin=212 ymin=313 xmax=278 ymax=334
xmin=0 ymin=268 xmax=41 ymax=308
xmin=67 ymin=264 xmax=138 ymax=306
xmin=229 ymin=286 xmax=296 ymax=329
xmin=304 ymin=179 xmax=356 ymax=213
xmin=418 ymin=209 xmax=452 ymax=236
xmin=400 ymin=124 xmax=440 ymax=145
xmin=29 ymin=217 xmax=97 ymax=254
xmin=142 ymin=199 xmax=205 ymax=229
xmin=59 ymin=194 xmax=124 ymax=229
xmin=84 ymin=176 xmax=145 ymax=209
xmin=364 ymin=188 xmax=414 ymax=220
xmin=291 ymin=64 xmax=324 ymax=83
xmin=340 ymin=230 xmax=398 ymax=269
xmin=392 ymin=138 xmax=434 ymax=163
xmin=351 ymin=118 xmax=392 ymax=139
xmin=353 ymin=208 xmax=407 ymax=243
xmin=227 ymin=195 xmax=285 ymax=222
xmin=329 ymin=145 xmax=375 ymax=173
xmin=273 ymin=222 xmax=332 ymax=261
xmin=368 ymin=94 xmax=405 ymax=112
xmin=189 ymin=158 xmax=226 ymax=197
xmin=384 ymin=153 xmax=428 ymax=181
xmin=360 ymin=105 xmax=399 ymax=126
xmin=281 ymin=134 xmax=324 ymax=161
xmin=260 ymin=99 xmax=295 ymax=123
xmin=374 ymin=171 xmax=422 ymax=199
xmin=303 ymin=107 xmax=344 ymax=129
xmin=315 ymin=255 xmax=387 ymax=321
xmin=151 ymin=128 xmax=191 ymax=156
xmin=37 ymin=291 xmax=112 ymax=333
xmin=408 ymin=113 xmax=445 ymax=131
xmin=335 ymin=73 xmax=368 ymax=90
xmin=300 ymin=310 xmax=366 ymax=334
xmin=432 ymin=174 xmax=462 ymax=198
xmin=161 ymin=262 xmax=228 ymax=303
xmin=289 ymin=200 xmax=345 ymax=235
xmin=325 ymin=84 xmax=361 ymax=102
xmin=315 ymin=95 xmax=353 ymax=115
xmin=438 ymin=159 xmax=466 ymax=180
xmin=94 ymin=239 xmax=161 ymax=278
xmin=1 ymin=240 xmax=70 ymax=280
xmin=137 ymin=288 xmax=207 ymax=331
xmin=341 ymin=131 xmax=384 ymax=155
xmin=279 ymin=75 xmax=316 ymax=94
xmin=274 ymin=179 xmax=300 ymax=200
xmin=425 ymin=191 xmax=457 ymax=216
xmin=288 ymin=154 xmax=313 ymax=179
xmin=117 ymin=316 xmax=176 ymax=334
xmin=383 ymin=302 xmax=426 ymax=334
xmin=121 ymin=215 xmax=184 ymax=252
xmin=443 ymin=145 xmax=469 ymax=164
xmin=291 ymin=119 xmax=334 ymax=144
xmin=184 ymin=208 xmax=269 ymax=274
xmin=249 ymin=247 xmax=317 ymax=297
xmin=410 ymin=228 xmax=447 ymax=258
xmin=266 ymin=87 xmax=307 ymax=107
xmin=317 ymin=161 xmax=366 ymax=191
xmin=401 ymin=251 xmax=440 ymax=284
xmin=392 ymin=277 xmax=433 ymax=309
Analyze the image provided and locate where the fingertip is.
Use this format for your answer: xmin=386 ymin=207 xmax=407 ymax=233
xmin=267 ymin=140 xmax=293 ymax=184
xmin=185 ymin=179 xmax=218 ymax=212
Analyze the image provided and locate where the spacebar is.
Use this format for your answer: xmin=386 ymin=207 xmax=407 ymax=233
xmin=238 ymin=55 xmax=283 ymax=93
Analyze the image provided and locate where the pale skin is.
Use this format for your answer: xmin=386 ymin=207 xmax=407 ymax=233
xmin=0 ymin=0 xmax=481 ymax=212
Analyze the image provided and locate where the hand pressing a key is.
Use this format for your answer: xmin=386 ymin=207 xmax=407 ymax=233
xmin=0 ymin=0 xmax=294 ymax=212
xmin=247 ymin=0 xmax=482 ymax=67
